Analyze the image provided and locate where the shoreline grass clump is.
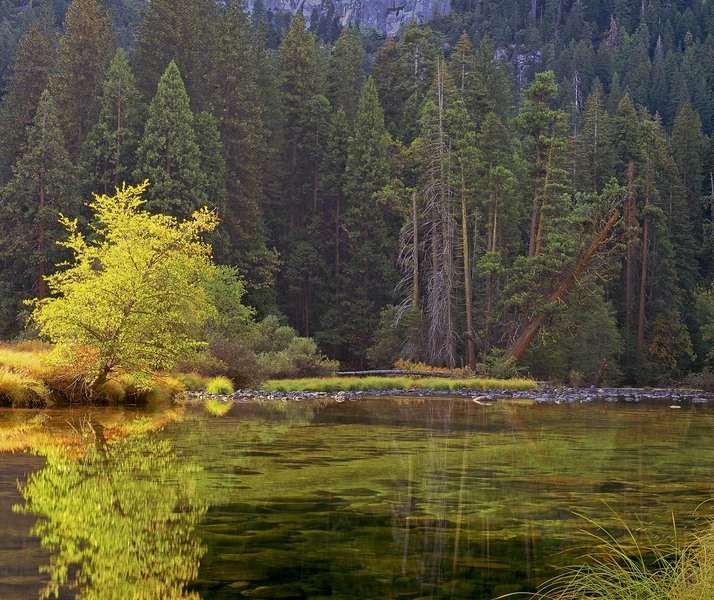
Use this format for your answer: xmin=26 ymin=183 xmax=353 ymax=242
xmin=261 ymin=375 xmax=537 ymax=393
xmin=534 ymin=515 xmax=714 ymax=600
xmin=206 ymin=376 xmax=234 ymax=395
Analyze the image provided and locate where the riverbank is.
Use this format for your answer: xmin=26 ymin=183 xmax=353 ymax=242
xmin=180 ymin=385 xmax=714 ymax=406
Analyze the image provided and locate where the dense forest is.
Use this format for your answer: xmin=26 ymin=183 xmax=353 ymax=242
xmin=1 ymin=0 xmax=714 ymax=385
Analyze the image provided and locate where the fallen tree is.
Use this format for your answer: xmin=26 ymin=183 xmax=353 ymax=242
xmin=507 ymin=193 xmax=624 ymax=363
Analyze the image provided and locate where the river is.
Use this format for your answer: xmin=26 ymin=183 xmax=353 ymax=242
xmin=1 ymin=397 xmax=713 ymax=598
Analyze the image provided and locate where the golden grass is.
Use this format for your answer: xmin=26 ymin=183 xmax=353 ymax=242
xmin=206 ymin=376 xmax=234 ymax=395
xmin=261 ymin=375 xmax=538 ymax=393
xmin=0 ymin=367 xmax=50 ymax=407
xmin=0 ymin=342 xmax=192 ymax=406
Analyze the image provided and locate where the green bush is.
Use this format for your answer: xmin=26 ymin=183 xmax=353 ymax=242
xmin=206 ymin=376 xmax=234 ymax=395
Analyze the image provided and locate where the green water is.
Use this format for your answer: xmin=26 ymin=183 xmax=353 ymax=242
xmin=2 ymin=397 xmax=714 ymax=599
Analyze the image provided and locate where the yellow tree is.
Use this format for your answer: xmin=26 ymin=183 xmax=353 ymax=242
xmin=30 ymin=182 xmax=220 ymax=389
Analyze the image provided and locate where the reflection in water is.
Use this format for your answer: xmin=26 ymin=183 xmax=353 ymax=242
xmin=3 ymin=399 xmax=714 ymax=599
xmin=18 ymin=425 xmax=206 ymax=600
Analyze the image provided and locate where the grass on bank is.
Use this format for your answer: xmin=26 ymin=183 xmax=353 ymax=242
xmin=0 ymin=343 xmax=204 ymax=407
xmin=261 ymin=375 xmax=538 ymax=393
xmin=533 ymin=515 xmax=714 ymax=600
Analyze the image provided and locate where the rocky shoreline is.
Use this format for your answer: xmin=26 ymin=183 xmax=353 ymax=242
xmin=181 ymin=386 xmax=714 ymax=406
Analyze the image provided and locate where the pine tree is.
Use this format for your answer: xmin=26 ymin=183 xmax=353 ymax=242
xmin=0 ymin=90 xmax=77 ymax=333
xmin=331 ymin=78 xmax=397 ymax=365
xmin=80 ymin=48 xmax=142 ymax=195
xmin=51 ymin=0 xmax=116 ymax=159
xmin=398 ymin=22 xmax=438 ymax=142
xmin=574 ymin=83 xmax=615 ymax=193
xmin=208 ymin=3 xmax=275 ymax=299
xmin=478 ymin=111 xmax=516 ymax=349
xmin=194 ymin=111 xmax=227 ymax=215
xmin=134 ymin=61 xmax=206 ymax=216
xmin=132 ymin=0 xmax=219 ymax=108
xmin=516 ymin=71 xmax=571 ymax=258
xmin=278 ymin=14 xmax=320 ymax=227
xmin=328 ymin=27 xmax=364 ymax=121
xmin=373 ymin=38 xmax=405 ymax=138
xmin=469 ymin=35 xmax=513 ymax=126
xmin=0 ymin=15 xmax=57 ymax=183
xmin=672 ymin=102 xmax=705 ymax=245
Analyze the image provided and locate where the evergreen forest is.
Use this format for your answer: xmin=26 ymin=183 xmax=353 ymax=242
xmin=3 ymin=0 xmax=714 ymax=385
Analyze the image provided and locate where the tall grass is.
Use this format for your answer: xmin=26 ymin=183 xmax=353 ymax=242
xmin=261 ymin=375 xmax=537 ymax=393
xmin=0 ymin=342 xmax=190 ymax=406
xmin=0 ymin=368 xmax=50 ymax=407
xmin=533 ymin=514 xmax=714 ymax=600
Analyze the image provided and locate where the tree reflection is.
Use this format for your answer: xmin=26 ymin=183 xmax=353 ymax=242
xmin=18 ymin=426 xmax=206 ymax=599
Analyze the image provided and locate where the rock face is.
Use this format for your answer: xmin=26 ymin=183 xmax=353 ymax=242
xmin=247 ymin=0 xmax=451 ymax=36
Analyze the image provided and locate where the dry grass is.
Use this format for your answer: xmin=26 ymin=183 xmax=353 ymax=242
xmin=0 ymin=342 xmax=191 ymax=406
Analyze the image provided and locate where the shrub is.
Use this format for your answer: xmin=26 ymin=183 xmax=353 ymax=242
xmin=96 ymin=379 xmax=126 ymax=403
xmin=208 ymin=338 xmax=265 ymax=386
xmin=568 ymin=369 xmax=585 ymax=387
xmin=176 ymin=350 xmax=228 ymax=378
xmin=206 ymin=376 xmax=234 ymax=395
xmin=481 ymin=349 xmax=524 ymax=379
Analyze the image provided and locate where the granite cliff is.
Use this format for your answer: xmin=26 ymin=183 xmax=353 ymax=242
xmin=248 ymin=0 xmax=451 ymax=36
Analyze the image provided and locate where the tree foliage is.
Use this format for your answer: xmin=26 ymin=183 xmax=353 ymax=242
xmin=30 ymin=182 xmax=220 ymax=388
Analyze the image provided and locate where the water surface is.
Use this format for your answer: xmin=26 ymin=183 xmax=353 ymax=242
xmin=2 ymin=397 xmax=714 ymax=599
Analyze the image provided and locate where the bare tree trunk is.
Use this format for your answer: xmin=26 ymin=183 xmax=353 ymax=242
xmin=507 ymin=209 xmax=621 ymax=362
xmin=411 ymin=190 xmax=419 ymax=308
xmin=528 ymin=189 xmax=540 ymax=257
xmin=114 ymin=84 xmax=123 ymax=191
xmin=461 ymin=168 xmax=476 ymax=370
xmin=637 ymin=165 xmax=653 ymax=356
xmin=624 ymin=161 xmax=636 ymax=343
xmin=534 ymin=143 xmax=555 ymax=257
xmin=637 ymin=215 xmax=649 ymax=356
xmin=335 ymin=195 xmax=341 ymax=279
xmin=37 ymin=172 xmax=48 ymax=298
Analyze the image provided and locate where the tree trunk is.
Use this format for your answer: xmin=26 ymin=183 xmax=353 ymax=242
xmin=461 ymin=169 xmax=476 ymax=370
xmin=335 ymin=194 xmax=341 ymax=279
xmin=411 ymin=190 xmax=419 ymax=309
xmin=624 ymin=160 xmax=636 ymax=343
xmin=37 ymin=172 xmax=48 ymax=298
xmin=507 ymin=208 xmax=621 ymax=362
xmin=637 ymin=215 xmax=649 ymax=356
xmin=114 ymin=86 xmax=123 ymax=190
xmin=534 ymin=143 xmax=555 ymax=257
